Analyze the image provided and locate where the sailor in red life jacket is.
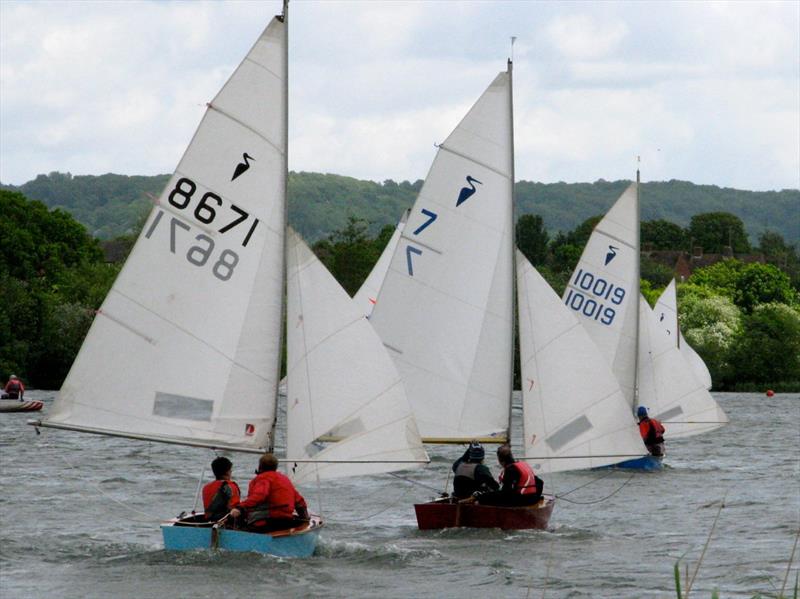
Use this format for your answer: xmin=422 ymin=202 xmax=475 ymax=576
xmin=2 ymin=375 xmax=25 ymax=400
xmin=230 ymin=453 xmax=309 ymax=532
xmin=477 ymin=445 xmax=543 ymax=507
xmin=201 ymin=456 xmax=241 ymax=522
xmin=637 ymin=406 xmax=666 ymax=457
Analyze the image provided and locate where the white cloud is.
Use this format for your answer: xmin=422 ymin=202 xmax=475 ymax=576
xmin=546 ymin=14 xmax=629 ymax=60
xmin=0 ymin=0 xmax=797 ymax=192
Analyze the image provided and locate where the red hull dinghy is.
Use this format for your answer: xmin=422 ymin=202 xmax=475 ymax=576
xmin=414 ymin=495 xmax=555 ymax=531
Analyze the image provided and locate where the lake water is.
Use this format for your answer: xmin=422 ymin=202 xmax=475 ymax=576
xmin=1 ymin=392 xmax=797 ymax=598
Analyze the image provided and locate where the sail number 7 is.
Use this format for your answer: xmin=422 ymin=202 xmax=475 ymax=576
xmin=145 ymin=210 xmax=240 ymax=282
xmin=168 ymin=177 xmax=259 ymax=247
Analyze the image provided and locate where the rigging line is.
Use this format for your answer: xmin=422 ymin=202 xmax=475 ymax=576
xmin=327 ymin=484 xmax=415 ymax=523
xmin=389 ymin=472 xmax=445 ymax=494
xmin=554 ymin=473 xmax=636 ymax=505
xmin=57 ymin=450 xmax=161 ymax=523
xmin=554 ymin=469 xmax=625 ymax=499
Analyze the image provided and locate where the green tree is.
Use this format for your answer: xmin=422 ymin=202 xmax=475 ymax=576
xmin=641 ymin=219 xmax=688 ymax=250
xmin=688 ymin=212 xmax=751 ymax=253
xmin=732 ymin=263 xmax=796 ymax=313
xmin=679 ymin=293 xmax=742 ymax=387
xmin=689 ymin=260 xmax=745 ymax=297
xmin=729 ymin=303 xmax=800 ymax=384
xmin=516 ymin=214 xmax=549 ymax=266
xmin=640 ymin=256 xmax=674 ymax=288
xmin=311 ymin=217 xmax=380 ymax=296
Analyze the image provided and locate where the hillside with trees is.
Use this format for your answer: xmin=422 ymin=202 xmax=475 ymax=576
xmin=3 ymin=172 xmax=798 ymax=245
xmin=2 ymin=186 xmax=797 ymax=391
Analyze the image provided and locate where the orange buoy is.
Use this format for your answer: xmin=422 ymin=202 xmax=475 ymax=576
xmin=766 ymin=389 xmax=775 ymax=397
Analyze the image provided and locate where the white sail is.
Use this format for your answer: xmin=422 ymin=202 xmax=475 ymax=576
xmin=563 ymin=183 xmax=639 ymax=407
xmin=286 ymin=230 xmax=428 ymax=483
xmin=517 ymin=252 xmax=646 ymax=474
xmin=352 ymin=211 xmax=408 ymax=317
xmin=44 ymin=18 xmax=287 ymax=450
xmin=637 ymin=295 xmax=728 ymax=438
xmin=369 ymin=69 xmax=514 ymax=442
xmin=654 ymin=280 xmax=713 ymax=390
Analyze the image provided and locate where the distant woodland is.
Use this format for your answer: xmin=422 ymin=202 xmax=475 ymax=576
xmin=1 ymin=173 xmax=798 ymax=391
xmin=2 ymin=171 xmax=798 ymax=245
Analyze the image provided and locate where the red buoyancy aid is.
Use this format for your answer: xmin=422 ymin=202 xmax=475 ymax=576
xmin=238 ymin=471 xmax=307 ymax=523
xmin=639 ymin=418 xmax=665 ymax=444
xmin=202 ymin=480 xmax=241 ymax=518
xmin=5 ymin=379 xmax=23 ymax=393
xmin=499 ymin=461 xmax=539 ymax=496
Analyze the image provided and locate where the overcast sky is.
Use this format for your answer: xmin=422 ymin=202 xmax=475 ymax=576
xmin=1 ymin=0 xmax=798 ymax=191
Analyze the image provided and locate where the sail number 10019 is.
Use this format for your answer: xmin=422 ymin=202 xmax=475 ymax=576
xmin=564 ymin=269 xmax=626 ymax=326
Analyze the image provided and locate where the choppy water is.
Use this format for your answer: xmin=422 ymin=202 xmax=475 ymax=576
xmin=1 ymin=392 xmax=798 ymax=598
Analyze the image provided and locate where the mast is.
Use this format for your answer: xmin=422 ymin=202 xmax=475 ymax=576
xmin=633 ymin=163 xmax=641 ymax=409
xmin=507 ymin=53 xmax=516 ymax=445
xmin=269 ymin=0 xmax=290 ymax=451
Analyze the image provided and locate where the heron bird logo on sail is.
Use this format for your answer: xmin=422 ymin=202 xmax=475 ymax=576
xmin=232 ymin=153 xmax=255 ymax=181
xmin=604 ymin=245 xmax=619 ymax=266
xmin=456 ymin=175 xmax=483 ymax=206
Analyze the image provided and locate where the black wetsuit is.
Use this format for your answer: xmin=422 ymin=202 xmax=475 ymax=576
xmin=451 ymin=450 xmax=499 ymax=498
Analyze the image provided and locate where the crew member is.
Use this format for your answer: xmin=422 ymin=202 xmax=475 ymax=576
xmin=451 ymin=441 xmax=499 ymax=499
xmin=201 ymin=456 xmax=241 ymax=522
xmin=637 ymin=406 xmax=666 ymax=457
xmin=231 ymin=453 xmax=308 ymax=532
xmin=2 ymin=375 xmax=24 ymax=400
xmin=477 ymin=444 xmax=542 ymax=507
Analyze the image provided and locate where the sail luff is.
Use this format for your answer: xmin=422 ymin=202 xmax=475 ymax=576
xmin=269 ymin=1 xmax=290 ymax=452
xmin=633 ymin=170 xmax=641 ymax=409
xmin=506 ymin=57 xmax=516 ymax=445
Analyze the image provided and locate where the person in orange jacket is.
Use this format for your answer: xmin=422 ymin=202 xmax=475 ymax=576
xmin=477 ymin=445 xmax=542 ymax=507
xmin=230 ymin=453 xmax=308 ymax=532
xmin=2 ymin=375 xmax=25 ymax=400
xmin=637 ymin=406 xmax=666 ymax=456
xmin=201 ymin=456 xmax=241 ymax=522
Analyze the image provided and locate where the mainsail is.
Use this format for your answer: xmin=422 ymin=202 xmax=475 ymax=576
xmin=285 ymin=230 xmax=428 ymax=483
xmin=369 ymin=67 xmax=514 ymax=442
xmin=637 ymin=295 xmax=728 ymax=438
xmin=654 ymin=279 xmax=713 ymax=390
xmin=517 ymin=252 xmax=646 ymax=473
xmin=562 ymin=183 xmax=640 ymax=407
xmin=352 ymin=210 xmax=408 ymax=317
xmin=42 ymin=17 xmax=288 ymax=450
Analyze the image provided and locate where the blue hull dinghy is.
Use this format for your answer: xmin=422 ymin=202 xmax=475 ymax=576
xmin=161 ymin=514 xmax=323 ymax=557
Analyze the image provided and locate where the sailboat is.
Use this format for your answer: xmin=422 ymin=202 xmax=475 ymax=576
xmin=653 ymin=279 xmax=713 ymax=390
xmin=366 ymin=61 xmax=555 ymax=529
xmin=30 ymin=3 xmax=427 ymax=557
xmin=517 ymin=251 xmax=648 ymax=474
xmin=563 ymin=177 xmax=727 ymax=468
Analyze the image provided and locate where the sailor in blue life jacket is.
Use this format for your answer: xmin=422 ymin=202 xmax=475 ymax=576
xmin=2 ymin=375 xmax=24 ymax=400
xmin=476 ymin=445 xmax=542 ymax=507
xmin=451 ymin=441 xmax=499 ymax=499
xmin=637 ymin=406 xmax=666 ymax=457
